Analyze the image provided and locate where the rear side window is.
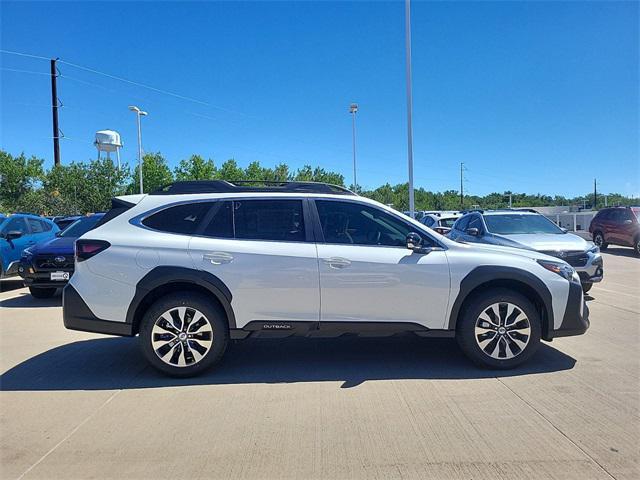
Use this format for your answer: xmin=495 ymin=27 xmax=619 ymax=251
xmin=421 ymin=216 xmax=435 ymax=227
xmin=143 ymin=202 xmax=213 ymax=235
xmin=234 ymin=200 xmax=305 ymax=242
xmin=202 ymin=201 xmax=233 ymax=238
xmin=27 ymin=218 xmax=45 ymax=233
xmin=40 ymin=220 xmax=53 ymax=232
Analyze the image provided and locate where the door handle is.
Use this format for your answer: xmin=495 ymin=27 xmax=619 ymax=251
xmin=323 ymin=257 xmax=351 ymax=269
xmin=203 ymin=252 xmax=234 ymax=265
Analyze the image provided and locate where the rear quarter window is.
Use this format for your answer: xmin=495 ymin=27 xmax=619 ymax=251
xmin=143 ymin=202 xmax=213 ymax=235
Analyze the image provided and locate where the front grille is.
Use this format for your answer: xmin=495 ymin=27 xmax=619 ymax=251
xmin=540 ymin=250 xmax=589 ymax=267
xmin=35 ymin=255 xmax=74 ymax=270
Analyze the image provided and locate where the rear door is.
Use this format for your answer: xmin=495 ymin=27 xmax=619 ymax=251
xmin=313 ymin=199 xmax=450 ymax=329
xmin=189 ymin=198 xmax=320 ymax=328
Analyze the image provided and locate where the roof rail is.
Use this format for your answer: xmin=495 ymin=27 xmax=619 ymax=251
xmin=150 ymin=180 xmax=355 ymax=196
xmin=459 ymin=209 xmax=484 ymax=214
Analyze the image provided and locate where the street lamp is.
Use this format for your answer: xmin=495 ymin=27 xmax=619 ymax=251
xmin=128 ymin=105 xmax=148 ymax=194
xmin=405 ymin=0 xmax=415 ymax=217
xmin=349 ymin=103 xmax=358 ymax=192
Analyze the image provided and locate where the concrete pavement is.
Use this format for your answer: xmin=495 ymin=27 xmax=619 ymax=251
xmin=1 ymin=248 xmax=638 ymax=479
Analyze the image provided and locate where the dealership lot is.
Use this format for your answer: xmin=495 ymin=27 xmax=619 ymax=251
xmin=0 ymin=249 xmax=638 ymax=479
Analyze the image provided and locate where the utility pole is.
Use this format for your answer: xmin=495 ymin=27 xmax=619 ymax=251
xmin=50 ymin=58 xmax=60 ymax=166
xmin=460 ymin=162 xmax=464 ymax=209
xmin=405 ymin=0 xmax=415 ymax=217
xmin=593 ymin=178 xmax=597 ymax=210
xmin=349 ymin=103 xmax=358 ymax=192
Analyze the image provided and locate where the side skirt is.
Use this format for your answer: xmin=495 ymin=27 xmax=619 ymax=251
xmin=230 ymin=321 xmax=455 ymax=340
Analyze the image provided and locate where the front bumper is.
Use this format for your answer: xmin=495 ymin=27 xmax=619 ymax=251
xmin=575 ymin=251 xmax=603 ymax=284
xmin=18 ymin=257 xmax=74 ymax=288
xmin=546 ymin=280 xmax=590 ymax=339
xmin=63 ymin=284 xmax=134 ymax=336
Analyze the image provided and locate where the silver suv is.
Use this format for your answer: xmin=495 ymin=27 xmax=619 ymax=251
xmin=448 ymin=209 xmax=603 ymax=293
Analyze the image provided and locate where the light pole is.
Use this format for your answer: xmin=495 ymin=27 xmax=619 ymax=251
xmin=349 ymin=103 xmax=358 ymax=191
xmin=128 ymin=105 xmax=148 ymax=194
xmin=405 ymin=0 xmax=415 ymax=217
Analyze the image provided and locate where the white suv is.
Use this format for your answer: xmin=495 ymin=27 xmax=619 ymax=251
xmin=63 ymin=181 xmax=589 ymax=377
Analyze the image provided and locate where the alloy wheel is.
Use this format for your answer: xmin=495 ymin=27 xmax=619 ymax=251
xmin=474 ymin=302 xmax=531 ymax=360
xmin=594 ymin=233 xmax=604 ymax=247
xmin=151 ymin=307 xmax=213 ymax=367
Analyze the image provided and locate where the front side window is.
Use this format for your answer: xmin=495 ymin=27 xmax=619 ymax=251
xmin=143 ymin=202 xmax=213 ymax=235
xmin=453 ymin=215 xmax=470 ymax=232
xmin=2 ymin=217 xmax=29 ymax=236
xmin=484 ymin=214 xmax=564 ymax=235
xmin=468 ymin=215 xmax=484 ymax=232
xmin=233 ymin=200 xmax=305 ymax=242
xmin=316 ymin=200 xmax=424 ymax=247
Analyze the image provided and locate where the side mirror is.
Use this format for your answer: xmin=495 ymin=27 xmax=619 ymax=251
xmin=434 ymin=227 xmax=451 ymax=235
xmin=466 ymin=227 xmax=480 ymax=237
xmin=5 ymin=230 xmax=23 ymax=241
xmin=560 ymin=227 xmax=568 ymax=233
xmin=406 ymin=232 xmax=430 ymax=253
xmin=624 ymin=219 xmax=633 ymax=225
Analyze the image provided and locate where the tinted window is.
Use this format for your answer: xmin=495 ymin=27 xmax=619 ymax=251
xmin=202 ymin=201 xmax=233 ymax=238
xmin=468 ymin=215 xmax=484 ymax=231
xmin=143 ymin=202 xmax=212 ymax=235
xmin=454 ymin=215 xmax=470 ymax=232
xmin=234 ymin=200 xmax=305 ymax=242
xmin=484 ymin=214 xmax=564 ymax=234
xmin=2 ymin=217 xmax=28 ymax=235
xmin=421 ymin=216 xmax=435 ymax=227
xmin=316 ymin=200 xmax=424 ymax=247
xmin=439 ymin=217 xmax=458 ymax=228
xmin=59 ymin=216 xmax=103 ymax=238
xmin=27 ymin=218 xmax=45 ymax=233
xmin=40 ymin=220 xmax=53 ymax=232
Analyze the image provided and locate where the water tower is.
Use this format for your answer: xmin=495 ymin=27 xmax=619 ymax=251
xmin=94 ymin=130 xmax=123 ymax=169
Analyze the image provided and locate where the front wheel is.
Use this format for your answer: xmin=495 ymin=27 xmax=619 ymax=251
xmin=635 ymin=237 xmax=640 ymax=257
xmin=593 ymin=231 xmax=608 ymax=250
xmin=456 ymin=289 xmax=541 ymax=369
xmin=582 ymin=282 xmax=593 ymax=294
xmin=29 ymin=287 xmax=57 ymax=298
xmin=139 ymin=292 xmax=228 ymax=377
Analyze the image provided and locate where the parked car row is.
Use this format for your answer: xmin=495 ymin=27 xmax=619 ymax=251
xmin=0 ymin=213 xmax=103 ymax=294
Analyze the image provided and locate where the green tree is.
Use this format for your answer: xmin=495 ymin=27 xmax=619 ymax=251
xmin=217 ymin=159 xmax=244 ymax=181
xmin=0 ymin=151 xmax=44 ymax=210
xmin=129 ymin=152 xmax=173 ymax=194
xmin=174 ymin=155 xmax=217 ymax=181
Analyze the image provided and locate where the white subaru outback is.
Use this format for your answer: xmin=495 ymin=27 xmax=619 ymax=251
xmin=63 ymin=181 xmax=589 ymax=377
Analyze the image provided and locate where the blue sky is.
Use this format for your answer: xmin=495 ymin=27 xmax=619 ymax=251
xmin=1 ymin=1 xmax=638 ymax=197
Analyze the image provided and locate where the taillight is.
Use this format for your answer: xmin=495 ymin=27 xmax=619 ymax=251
xmin=75 ymin=240 xmax=110 ymax=262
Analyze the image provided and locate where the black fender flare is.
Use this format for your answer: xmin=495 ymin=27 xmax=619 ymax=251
xmin=447 ymin=266 xmax=554 ymax=334
xmin=126 ymin=266 xmax=236 ymax=330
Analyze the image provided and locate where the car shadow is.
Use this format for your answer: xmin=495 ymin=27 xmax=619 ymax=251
xmin=602 ymin=247 xmax=638 ymax=259
xmin=0 ymin=279 xmax=24 ymax=293
xmin=0 ymin=335 xmax=576 ymax=391
xmin=0 ymin=290 xmax=62 ymax=308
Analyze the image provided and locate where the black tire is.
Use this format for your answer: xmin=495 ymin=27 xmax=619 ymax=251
xmin=582 ymin=282 xmax=593 ymax=294
xmin=593 ymin=231 xmax=608 ymax=250
xmin=456 ymin=289 xmax=541 ymax=369
xmin=634 ymin=237 xmax=640 ymax=257
xmin=139 ymin=292 xmax=228 ymax=377
xmin=29 ymin=287 xmax=57 ymax=298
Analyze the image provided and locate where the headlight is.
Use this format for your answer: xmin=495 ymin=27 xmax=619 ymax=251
xmin=588 ymin=245 xmax=599 ymax=254
xmin=537 ymin=259 xmax=575 ymax=281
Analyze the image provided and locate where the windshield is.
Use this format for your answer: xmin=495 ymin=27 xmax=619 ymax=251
xmin=633 ymin=208 xmax=640 ymax=220
xmin=59 ymin=215 xmax=102 ymax=238
xmin=484 ymin=214 xmax=564 ymax=235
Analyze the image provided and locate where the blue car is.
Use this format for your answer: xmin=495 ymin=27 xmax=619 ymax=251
xmin=1 ymin=214 xmax=59 ymax=279
xmin=18 ymin=213 xmax=104 ymax=297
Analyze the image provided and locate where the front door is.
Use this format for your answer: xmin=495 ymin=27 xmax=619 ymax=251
xmin=314 ymin=200 xmax=450 ymax=330
xmin=189 ymin=199 xmax=320 ymax=328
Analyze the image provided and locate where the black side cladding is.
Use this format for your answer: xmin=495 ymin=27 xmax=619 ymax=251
xmin=93 ymin=198 xmax=135 ymax=228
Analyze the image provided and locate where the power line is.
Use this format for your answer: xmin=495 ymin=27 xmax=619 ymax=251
xmin=0 ymin=49 xmax=50 ymax=61
xmin=0 ymin=67 xmax=53 ymax=76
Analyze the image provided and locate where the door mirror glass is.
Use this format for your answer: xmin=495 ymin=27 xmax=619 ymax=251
xmin=406 ymin=232 xmax=422 ymax=250
xmin=6 ymin=230 xmax=23 ymax=240
xmin=466 ymin=227 xmax=480 ymax=237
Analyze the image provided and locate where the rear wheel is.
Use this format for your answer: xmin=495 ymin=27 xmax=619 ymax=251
xmin=456 ymin=289 xmax=541 ymax=369
xmin=29 ymin=287 xmax=57 ymax=298
xmin=139 ymin=292 xmax=228 ymax=377
xmin=593 ymin=231 xmax=608 ymax=250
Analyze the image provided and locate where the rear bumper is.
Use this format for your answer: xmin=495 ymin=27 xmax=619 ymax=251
xmin=63 ymin=285 xmax=134 ymax=336
xmin=546 ymin=280 xmax=590 ymax=339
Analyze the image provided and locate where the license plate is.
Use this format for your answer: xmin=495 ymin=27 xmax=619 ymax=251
xmin=50 ymin=271 xmax=70 ymax=281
